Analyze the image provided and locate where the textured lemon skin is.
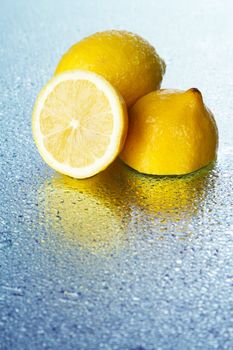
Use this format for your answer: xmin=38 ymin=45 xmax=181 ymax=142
xmin=120 ymin=88 xmax=218 ymax=175
xmin=55 ymin=30 xmax=166 ymax=107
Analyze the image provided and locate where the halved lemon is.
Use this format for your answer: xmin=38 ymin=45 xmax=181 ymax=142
xmin=32 ymin=70 xmax=128 ymax=178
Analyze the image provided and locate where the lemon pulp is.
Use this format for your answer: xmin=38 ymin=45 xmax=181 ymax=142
xmin=32 ymin=70 xmax=128 ymax=178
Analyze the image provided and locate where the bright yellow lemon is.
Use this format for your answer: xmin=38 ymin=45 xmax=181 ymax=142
xmin=32 ymin=70 xmax=128 ymax=178
xmin=55 ymin=30 xmax=166 ymax=107
xmin=120 ymin=88 xmax=218 ymax=175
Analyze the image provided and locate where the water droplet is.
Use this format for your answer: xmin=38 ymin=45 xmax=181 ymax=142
xmin=0 ymin=239 xmax=12 ymax=249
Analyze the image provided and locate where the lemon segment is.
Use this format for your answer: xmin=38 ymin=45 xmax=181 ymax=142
xmin=32 ymin=70 xmax=128 ymax=178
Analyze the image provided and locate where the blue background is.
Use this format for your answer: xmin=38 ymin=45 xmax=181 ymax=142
xmin=1 ymin=0 xmax=233 ymax=349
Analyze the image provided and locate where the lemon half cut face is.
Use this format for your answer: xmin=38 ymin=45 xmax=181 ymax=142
xmin=32 ymin=70 xmax=128 ymax=179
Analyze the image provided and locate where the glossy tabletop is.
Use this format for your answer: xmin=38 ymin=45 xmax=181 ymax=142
xmin=0 ymin=0 xmax=233 ymax=349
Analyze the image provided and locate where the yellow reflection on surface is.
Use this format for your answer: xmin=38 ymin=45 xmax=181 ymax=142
xmin=38 ymin=159 xmax=214 ymax=248
xmin=128 ymin=164 xmax=213 ymax=219
xmin=38 ymin=160 xmax=132 ymax=254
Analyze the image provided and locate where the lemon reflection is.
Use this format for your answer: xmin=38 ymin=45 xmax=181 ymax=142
xmin=39 ymin=160 xmax=131 ymax=254
xmin=39 ymin=159 xmax=214 ymax=247
xmin=126 ymin=162 xmax=214 ymax=220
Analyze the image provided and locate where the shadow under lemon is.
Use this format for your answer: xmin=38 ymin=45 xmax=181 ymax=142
xmin=37 ymin=159 xmax=133 ymax=255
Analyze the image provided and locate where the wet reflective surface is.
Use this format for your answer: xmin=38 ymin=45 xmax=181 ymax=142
xmin=1 ymin=0 xmax=233 ymax=349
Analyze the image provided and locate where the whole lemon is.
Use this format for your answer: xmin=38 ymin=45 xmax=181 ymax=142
xmin=55 ymin=30 xmax=166 ymax=107
xmin=120 ymin=88 xmax=218 ymax=175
